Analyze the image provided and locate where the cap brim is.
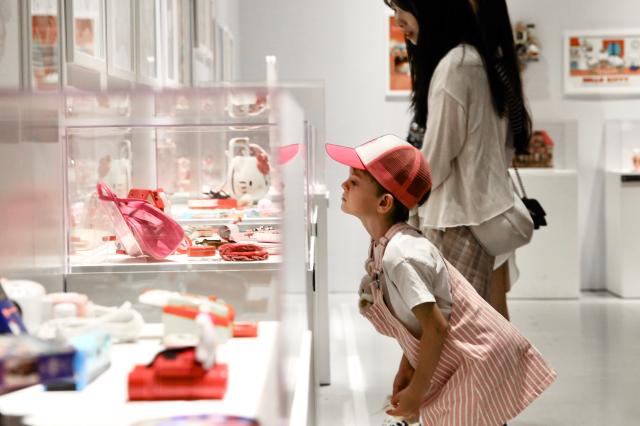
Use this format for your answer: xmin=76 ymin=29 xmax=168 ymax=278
xmin=325 ymin=144 xmax=365 ymax=170
xmin=277 ymin=144 xmax=300 ymax=165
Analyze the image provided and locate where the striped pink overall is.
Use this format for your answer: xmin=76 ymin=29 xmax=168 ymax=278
xmin=362 ymin=224 xmax=557 ymax=425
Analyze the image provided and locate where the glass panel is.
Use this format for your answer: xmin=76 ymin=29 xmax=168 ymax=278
xmin=73 ymin=0 xmax=104 ymax=59
xmin=138 ymin=0 xmax=158 ymax=79
xmin=166 ymin=0 xmax=175 ymax=81
xmin=177 ymin=0 xmax=191 ymax=84
xmin=30 ymin=0 xmax=60 ymax=90
xmin=112 ymin=0 xmax=133 ymax=71
xmin=0 ymin=0 xmax=21 ymax=88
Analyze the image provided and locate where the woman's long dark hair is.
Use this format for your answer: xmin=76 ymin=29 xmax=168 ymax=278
xmin=384 ymin=0 xmax=532 ymax=154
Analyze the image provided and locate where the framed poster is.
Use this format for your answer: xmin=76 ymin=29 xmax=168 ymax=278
xmin=136 ymin=0 xmax=160 ymax=84
xmin=30 ymin=0 xmax=61 ymax=90
xmin=0 ymin=0 xmax=21 ymax=88
xmin=386 ymin=13 xmax=411 ymax=98
xmin=565 ymin=30 xmax=640 ymax=97
xmin=106 ymin=0 xmax=135 ymax=80
xmin=66 ymin=0 xmax=106 ymax=71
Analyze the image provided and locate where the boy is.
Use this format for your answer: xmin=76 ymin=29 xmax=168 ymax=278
xmin=326 ymin=135 xmax=556 ymax=425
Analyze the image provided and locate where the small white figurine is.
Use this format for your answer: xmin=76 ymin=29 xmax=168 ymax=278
xmin=195 ymin=308 xmax=217 ymax=370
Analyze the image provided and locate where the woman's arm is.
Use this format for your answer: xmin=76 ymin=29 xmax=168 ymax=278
xmin=387 ymin=302 xmax=449 ymax=417
xmin=421 ymin=88 xmax=468 ymax=191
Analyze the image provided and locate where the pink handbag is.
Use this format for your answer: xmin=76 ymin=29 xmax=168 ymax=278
xmin=97 ymin=183 xmax=185 ymax=260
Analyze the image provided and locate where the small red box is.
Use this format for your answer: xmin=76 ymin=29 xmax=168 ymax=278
xmin=128 ymin=347 xmax=228 ymax=401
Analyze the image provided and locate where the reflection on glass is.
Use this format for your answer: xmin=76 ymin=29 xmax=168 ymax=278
xmin=0 ymin=0 xmax=21 ymax=88
xmin=178 ymin=0 xmax=190 ymax=84
xmin=31 ymin=0 xmax=59 ymax=90
xmin=113 ymin=0 xmax=132 ymax=71
xmin=139 ymin=0 xmax=157 ymax=79
xmin=166 ymin=0 xmax=175 ymax=81
xmin=73 ymin=0 xmax=103 ymax=58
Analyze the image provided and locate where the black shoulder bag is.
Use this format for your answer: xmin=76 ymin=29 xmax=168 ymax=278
xmin=513 ymin=165 xmax=547 ymax=230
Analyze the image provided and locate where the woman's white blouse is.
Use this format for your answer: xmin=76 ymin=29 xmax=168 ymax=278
xmin=417 ymin=45 xmax=514 ymax=229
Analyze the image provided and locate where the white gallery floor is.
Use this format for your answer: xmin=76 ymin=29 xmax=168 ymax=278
xmin=316 ymin=292 xmax=640 ymax=426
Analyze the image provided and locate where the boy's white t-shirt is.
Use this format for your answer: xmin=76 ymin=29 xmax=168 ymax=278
xmin=380 ymin=228 xmax=453 ymax=337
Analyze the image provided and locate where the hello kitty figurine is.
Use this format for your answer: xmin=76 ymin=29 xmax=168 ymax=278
xmin=224 ymin=138 xmax=271 ymax=203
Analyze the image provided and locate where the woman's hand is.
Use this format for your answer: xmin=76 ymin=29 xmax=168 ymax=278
xmin=386 ymin=384 xmax=422 ymax=419
xmin=392 ymin=356 xmax=414 ymax=396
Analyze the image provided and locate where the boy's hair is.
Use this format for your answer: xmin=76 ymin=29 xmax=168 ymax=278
xmin=363 ymin=170 xmax=430 ymax=223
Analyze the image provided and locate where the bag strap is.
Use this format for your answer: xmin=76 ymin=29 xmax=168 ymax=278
xmin=511 ymin=164 xmax=528 ymax=199
xmin=96 ymin=182 xmax=119 ymax=203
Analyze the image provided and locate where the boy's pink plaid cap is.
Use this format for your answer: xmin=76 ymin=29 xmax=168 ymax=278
xmin=326 ymin=134 xmax=432 ymax=209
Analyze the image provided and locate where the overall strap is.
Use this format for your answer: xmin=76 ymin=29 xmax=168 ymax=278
xmin=367 ymin=222 xmax=421 ymax=280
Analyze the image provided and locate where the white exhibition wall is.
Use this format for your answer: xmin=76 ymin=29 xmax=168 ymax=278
xmin=238 ymin=0 xmax=640 ymax=293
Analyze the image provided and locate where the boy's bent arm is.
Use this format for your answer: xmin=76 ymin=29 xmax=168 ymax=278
xmin=407 ymin=302 xmax=449 ymax=394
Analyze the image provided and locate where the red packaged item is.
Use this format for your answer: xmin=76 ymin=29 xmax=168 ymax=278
xmin=187 ymin=198 xmax=238 ymax=210
xmin=218 ymin=244 xmax=268 ymax=261
xmin=128 ymin=347 xmax=228 ymax=401
xmin=232 ymin=322 xmax=258 ymax=338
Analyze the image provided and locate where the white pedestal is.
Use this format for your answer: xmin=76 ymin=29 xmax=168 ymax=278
xmin=508 ymin=169 xmax=580 ymax=299
xmin=0 ymin=323 xmax=282 ymax=426
xmin=605 ymin=171 xmax=640 ymax=298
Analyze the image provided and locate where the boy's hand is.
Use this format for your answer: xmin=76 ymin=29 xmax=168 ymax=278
xmin=386 ymin=385 xmax=422 ymax=418
xmin=392 ymin=360 xmax=414 ymax=396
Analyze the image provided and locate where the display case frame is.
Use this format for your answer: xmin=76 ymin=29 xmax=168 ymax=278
xmin=27 ymin=0 xmax=63 ymax=91
xmin=0 ymin=0 xmax=23 ymax=88
xmin=135 ymin=0 xmax=162 ymax=87
xmin=105 ymin=0 xmax=136 ymax=82
xmin=192 ymin=0 xmax=216 ymax=86
xmin=64 ymin=0 xmax=107 ymax=74
xmin=161 ymin=0 xmax=193 ymax=88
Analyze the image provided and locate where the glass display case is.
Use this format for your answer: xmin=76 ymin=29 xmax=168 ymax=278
xmin=605 ymin=120 xmax=640 ymax=174
xmin=106 ymin=0 xmax=135 ymax=81
xmin=0 ymin=84 xmax=324 ymax=424
xmin=511 ymin=120 xmax=578 ymax=170
xmin=604 ymin=120 xmax=640 ymax=298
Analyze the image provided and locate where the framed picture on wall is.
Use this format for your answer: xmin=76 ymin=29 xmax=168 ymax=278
xmin=30 ymin=0 xmax=61 ymax=90
xmin=564 ymin=29 xmax=640 ymax=97
xmin=106 ymin=0 xmax=135 ymax=80
xmin=66 ymin=0 xmax=107 ymax=72
xmin=0 ymin=0 xmax=21 ymax=88
xmin=386 ymin=13 xmax=411 ymax=98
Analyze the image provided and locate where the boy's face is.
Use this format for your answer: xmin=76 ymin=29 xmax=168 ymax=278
xmin=340 ymin=168 xmax=382 ymax=219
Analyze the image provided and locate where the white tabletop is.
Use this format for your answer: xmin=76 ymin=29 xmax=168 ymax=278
xmin=0 ymin=322 xmax=279 ymax=426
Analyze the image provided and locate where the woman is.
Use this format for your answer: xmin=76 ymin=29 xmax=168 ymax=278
xmin=386 ymin=0 xmax=532 ymax=319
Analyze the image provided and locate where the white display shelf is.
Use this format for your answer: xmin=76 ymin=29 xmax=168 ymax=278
xmin=0 ymin=322 xmax=281 ymax=426
xmin=175 ymin=217 xmax=282 ymax=228
xmin=605 ymin=170 xmax=640 ymax=298
xmin=69 ymin=254 xmax=282 ymax=274
xmin=508 ymin=168 xmax=580 ymax=299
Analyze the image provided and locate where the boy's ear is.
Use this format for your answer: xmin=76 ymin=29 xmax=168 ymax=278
xmin=377 ymin=193 xmax=394 ymax=215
